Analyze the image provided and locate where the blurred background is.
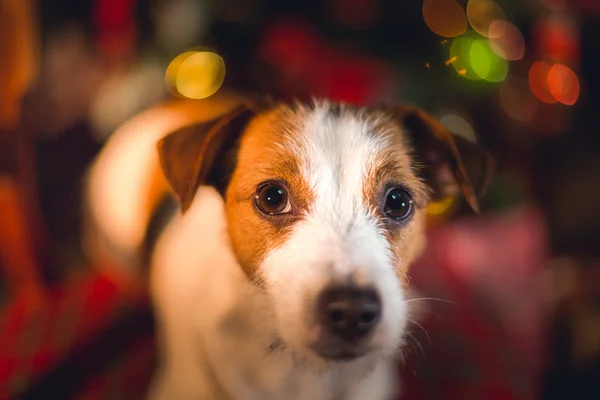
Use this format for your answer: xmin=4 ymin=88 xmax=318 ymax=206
xmin=0 ymin=0 xmax=599 ymax=399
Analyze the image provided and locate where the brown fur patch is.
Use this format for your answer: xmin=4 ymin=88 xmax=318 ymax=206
xmin=224 ymin=106 xmax=314 ymax=281
xmin=383 ymin=212 xmax=427 ymax=285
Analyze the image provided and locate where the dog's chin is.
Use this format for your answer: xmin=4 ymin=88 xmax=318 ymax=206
xmin=269 ymin=335 xmax=378 ymax=366
xmin=311 ymin=345 xmax=371 ymax=362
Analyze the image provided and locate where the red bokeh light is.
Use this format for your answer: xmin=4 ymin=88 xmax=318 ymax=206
xmin=548 ymin=63 xmax=580 ymax=105
xmin=529 ymin=61 xmax=556 ymax=104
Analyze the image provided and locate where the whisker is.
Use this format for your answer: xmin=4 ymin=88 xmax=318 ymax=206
xmin=426 ymin=310 xmax=449 ymax=324
xmin=405 ymin=297 xmax=457 ymax=305
xmin=407 ymin=318 xmax=432 ymax=344
xmin=406 ymin=332 xmax=426 ymax=357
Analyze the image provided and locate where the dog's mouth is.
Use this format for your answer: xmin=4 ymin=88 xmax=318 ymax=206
xmin=308 ymin=330 xmax=373 ymax=361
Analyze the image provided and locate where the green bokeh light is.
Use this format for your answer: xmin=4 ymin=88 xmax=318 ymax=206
xmin=450 ymin=36 xmax=508 ymax=83
xmin=469 ymin=39 xmax=508 ymax=82
xmin=450 ymin=36 xmax=481 ymax=80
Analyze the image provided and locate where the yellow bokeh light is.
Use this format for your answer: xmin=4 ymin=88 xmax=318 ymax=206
xmin=427 ymin=195 xmax=456 ymax=217
xmin=165 ymin=51 xmax=197 ymax=92
xmin=466 ymin=0 xmax=506 ymax=38
xmin=165 ymin=51 xmax=226 ymax=99
xmin=422 ymin=0 xmax=467 ymax=38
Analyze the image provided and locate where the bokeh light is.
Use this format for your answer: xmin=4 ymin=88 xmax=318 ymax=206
xmin=489 ymin=21 xmax=525 ymax=61
xmin=165 ymin=51 xmax=226 ymax=99
xmin=534 ymin=15 xmax=579 ymax=63
xmin=450 ymin=36 xmax=481 ymax=80
xmin=469 ymin=39 xmax=508 ymax=82
xmin=165 ymin=51 xmax=197 ymax=92
xmin=548 ymin=63 xmax=580 ymax=105
xmin=155 ymin=0 xmax=208 ymax=51
xmin=466 ymin=0 xmax=507 ymax=38
xmin=529 ymin=61 xmax=556 ymax=104
xmin=499 ymin=76 xmax=538 ymax=122
xmin=541 ymin=0 xmax=567 ymax=11
xmin=440 ymin=112 xmax=477 ymax=142
xmin=530 ymin=102 xmax=572 ymax=134
xmin=422 ymin=0 xmax=467 ymax=38
xmin=426 ymin=195 xmax=456 ymax=217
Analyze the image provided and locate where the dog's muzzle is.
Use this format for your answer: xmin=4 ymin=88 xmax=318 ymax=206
xmin=311 ymin=285 xmax=382 ymax=360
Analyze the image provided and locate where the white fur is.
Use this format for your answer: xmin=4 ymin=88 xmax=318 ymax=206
xmin=261 ymin=104 xmax=407 ymax=362
xmin=148 ymin=103 xmax=409 ymax=399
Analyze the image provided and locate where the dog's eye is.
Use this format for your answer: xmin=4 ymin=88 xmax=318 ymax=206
xmin=383 ymin=189 xmax=413 ymax=220
xmin=255 ymin=184 xmax=291 ymax=215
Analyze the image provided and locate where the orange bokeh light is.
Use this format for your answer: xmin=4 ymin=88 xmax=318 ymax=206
xmin=466 ymin=0 xmax=506 ymax=38
xmin=529 ymin=61 xmax=556 ymax=104
xmin=422 ymin=0 xmax=467 ymax=38
xmin=548 ymin=63 xmax=580 ymax=105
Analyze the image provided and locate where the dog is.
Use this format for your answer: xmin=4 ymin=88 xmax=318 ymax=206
xmin=85 ymin=96 xmax=492 ymax=399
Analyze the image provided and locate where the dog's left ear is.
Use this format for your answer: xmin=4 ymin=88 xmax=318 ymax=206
xmin=157 ymin=102 xmax=260 ymax=213
xmin=388 ymin=105 xmax=495 ymax=214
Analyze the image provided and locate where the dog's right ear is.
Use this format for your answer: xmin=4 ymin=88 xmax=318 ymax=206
xmin=385 ymin=104 xmax=495 ymax=214
xmin=157 ymin=103 xmax=258 ymax=213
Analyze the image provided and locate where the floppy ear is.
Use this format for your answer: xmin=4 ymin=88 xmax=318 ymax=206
xmin=157 ymin=103 xmax=258 ymax=213
xmin=389 ymin=105 xmax=495 ymax=214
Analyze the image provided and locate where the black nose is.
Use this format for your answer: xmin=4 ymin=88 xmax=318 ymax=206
xmin=317 ymin=286 xmax=382 ymax=341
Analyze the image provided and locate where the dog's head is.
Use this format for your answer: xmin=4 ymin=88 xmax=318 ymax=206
xmin=157 ymin=98 xmax=493 ymax=363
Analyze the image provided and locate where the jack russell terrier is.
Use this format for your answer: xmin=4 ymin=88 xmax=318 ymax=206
xmin=85 ymin=96 xmax=493 ymax=400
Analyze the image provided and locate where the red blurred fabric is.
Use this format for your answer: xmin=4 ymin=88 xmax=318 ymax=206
xmin=399 ymin=206 xmax=549 ymax=400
